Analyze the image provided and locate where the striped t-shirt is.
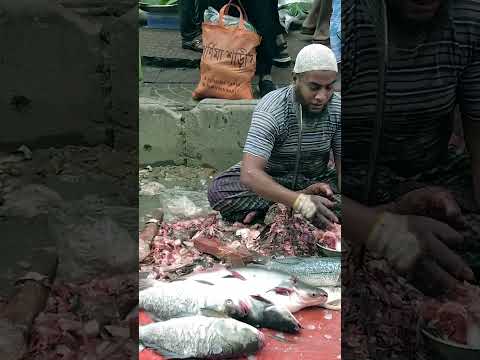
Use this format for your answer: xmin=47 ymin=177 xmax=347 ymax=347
xmin=231 ymin=85 xmax=341 ymax=189
xmin=342 ymin=0 xmax=480 ymax=198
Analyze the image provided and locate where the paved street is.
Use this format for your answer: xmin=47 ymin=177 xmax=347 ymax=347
xmin=140 ymin=26 xmax=340 ymax=108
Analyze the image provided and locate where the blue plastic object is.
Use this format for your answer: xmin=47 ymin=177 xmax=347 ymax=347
xmin=330 ymin=0 xmax=341 ymax=63
xmin=146 ymin=13 xmax=180 ymax=30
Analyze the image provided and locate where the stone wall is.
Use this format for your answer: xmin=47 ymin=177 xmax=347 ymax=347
xmin=139 ymin=97 xmax=258 ymax=171
xmin=0 ymin=1 xmax=137 ymax=149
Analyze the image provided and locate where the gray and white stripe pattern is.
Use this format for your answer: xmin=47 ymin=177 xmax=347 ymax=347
xmin=235 ymin=85 xmax=341 ymax=180
xmin=207 ymin=85 xmax=341 ymax=220
xmin=342 ymin=0 xmax=480 ymax=200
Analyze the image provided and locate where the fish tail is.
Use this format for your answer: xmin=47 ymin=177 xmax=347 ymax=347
xmin=139 ymin=278 xmax=156 ymax=291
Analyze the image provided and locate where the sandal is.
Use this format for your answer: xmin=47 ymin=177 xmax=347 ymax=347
xmin=182 ymin=38 xmax=203 ymax=53
xmin=313 ymin=38 xmax=330 ymax=46
xmin=300 ymin=26 xmax=315 ymax=35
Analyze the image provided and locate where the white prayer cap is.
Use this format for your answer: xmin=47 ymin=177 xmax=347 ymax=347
xmin=293 ymin=44 xmax=338 ymax=74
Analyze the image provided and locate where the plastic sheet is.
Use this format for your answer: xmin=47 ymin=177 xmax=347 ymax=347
xmin=139 ymin=307 xmax=340 ymax=359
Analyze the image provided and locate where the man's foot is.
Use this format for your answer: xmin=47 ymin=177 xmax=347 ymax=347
xmin=301 ymin=26 xmax=315 ymax=35
xmin=243 ymin=211 xmax=258 ymax=224
xmin=182 ymin=38 xmax=203 ymax=53
xmin=258 ymin=78 xmax=276 ymax=98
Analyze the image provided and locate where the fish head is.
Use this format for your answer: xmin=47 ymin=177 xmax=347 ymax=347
xmin=293 ymin=283 xmax=328 ymax=307
xmin=263 ymin=305 xmax=302 ymax=333
xmin=224 ymin=298 xmax=251 ymax=318
xmin=217 ymin=320 xmax=265 ymax=352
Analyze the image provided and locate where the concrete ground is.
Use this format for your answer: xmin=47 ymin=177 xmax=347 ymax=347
xmin=139 ymin=27 xmax=341 ymax=168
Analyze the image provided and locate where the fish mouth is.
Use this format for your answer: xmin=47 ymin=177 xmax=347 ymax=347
xmin=258 ymin=331 xmax=266 ymax=347
xmin=299 ymin=290 xmax=329 ymax=306
xmin=293 ymin=318 xmax=303 ymax=332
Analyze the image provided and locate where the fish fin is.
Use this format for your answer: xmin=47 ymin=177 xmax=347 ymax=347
xmin=139 ymin=271 xmax=150 ymax=280
xmin=151 ymin=347 xmax=192 ymax=359
xmin=222 ymin=271 xmax=246 ymax=280
xmin=199 ymin=308 xmax=229 ymax=318
xmin=265 ymin=333 xmax=292 ymax=344
xmin=322 ymin=300 xmax=341 ymax=311
xmin=139 ymin=278 xmax=156 ymax=291
xmin=250 ymin=295 xmax=274 ymax=305
xmin=194 ymin=279 xmax=215 ymax=286
xmin=271 ymin=287 xmax=294 ymax=296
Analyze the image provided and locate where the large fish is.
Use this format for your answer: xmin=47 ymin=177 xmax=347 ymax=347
xmin=247 ymin=256 xmax=341 ymax=287
xmin=186 ymin=267 xmax=329 ymax=313
xmin=140 ymin=278 xmax=302 ymax=333
xmin=139 ymin=279 xmax=249 ymax=321
xmin=139 ymin=315 xmax=264 ymax=359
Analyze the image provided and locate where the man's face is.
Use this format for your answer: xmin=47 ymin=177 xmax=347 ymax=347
xmin=294 ymin=70 xmax=336 ymax=114
xmin=387 ymin=0 xmax=444 ymax=23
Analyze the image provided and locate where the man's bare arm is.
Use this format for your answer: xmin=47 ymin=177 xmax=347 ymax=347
xmin=240 ymin=153 xmax=299 ymax=207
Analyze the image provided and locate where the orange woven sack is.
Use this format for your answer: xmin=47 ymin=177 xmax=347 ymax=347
xmin=192 ymin=1 xmax=261 ymax=100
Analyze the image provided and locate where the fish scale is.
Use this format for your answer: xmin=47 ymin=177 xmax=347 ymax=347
xmin=140 ymin=316 xmax=264 ymax=359
xmin=248 ymin=256 xmax=341 ymax=287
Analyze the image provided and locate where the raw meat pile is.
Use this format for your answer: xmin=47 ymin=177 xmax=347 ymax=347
xmin=25 ymin=274 xmax=137 ymax=359
xmin=420 ymin=282 xmax=480 ymax=347
xmin=342 ymin=249 xmax=425 ymax=360
xmin=140 ymin=204 xmax=342 ymax=280
xmin=342 ymin=212 xmax=480 ymax=359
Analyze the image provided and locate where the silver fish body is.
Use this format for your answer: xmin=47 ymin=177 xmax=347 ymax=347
xmin=187 ymin=267 xmax=328 ymax=313
xmin=139 ymin=278 xmax=301 ymax=332
xmin=139 ymin=315 xmax=264 ymax=359
xmin=139 ymin=279 xmax=246 ymax=321
xmin=248 ymin=256 xmax=341 ymax=287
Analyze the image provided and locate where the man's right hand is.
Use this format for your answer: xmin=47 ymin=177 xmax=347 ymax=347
xmin=302 ymin=182 xmax=334 ymax=198
xmin=366 ymin=211 xmax=475 ymax=292
xmin=293 ymin=194 xmax=338 ymax=229
xmin=392 ymin=186 xmax=465 ymax=228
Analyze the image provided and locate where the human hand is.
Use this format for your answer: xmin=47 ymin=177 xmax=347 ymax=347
xmin=293 ymin=194 xmax=338 ymax=229
xmin=366 ymin=212 xmax=474 ymax=293
xmin=392 ymin=186 xmax=465 ymax=229
xmin=302 ymin=182 xmax=334 ymax=198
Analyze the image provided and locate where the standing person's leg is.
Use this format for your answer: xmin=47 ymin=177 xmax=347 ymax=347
xmin=272 ymin=0 xmax=292 ymax=67
xmin=302 ymin=0 xmax=321 ymax=34
xmin=242 ymin=0 xmax=277 ymax=97
xmin=195 ymin=0 xmax=210 ymax=27
xmin=329 ymin=0 xmax=341 ymax=63
xmin=180 ymin=0 xmax=205 ymax=52
xmin=313 ymin=0 xmax=332 ymax=43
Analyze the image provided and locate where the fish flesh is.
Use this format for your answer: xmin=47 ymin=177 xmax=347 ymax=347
xmin=139 ymin=315 xmax=264 ymax=359
xmin=248 ymin=256 xmax=341 ymax=287
xmin=140 ymin=278 xmax=301 ymax=332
